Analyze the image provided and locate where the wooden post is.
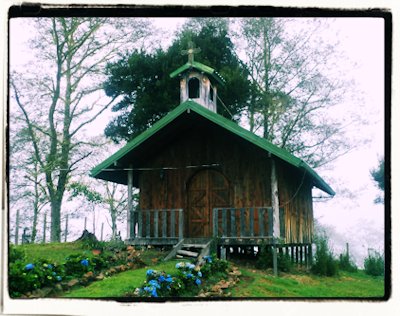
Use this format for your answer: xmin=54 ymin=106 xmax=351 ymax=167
xmin=249 ymin=207 xmax=254 ymax=237
xmin=101 ymin=223 xmax=104 ymax=241
xmin=178 ymin=209 xmax=183 ymax=240
xmin=162 ymin=210 xmax=167 ymax=238
xmin=346 ymin=242 xmax=349 ymax=258
xmin=258 ymin=208 xmax=264 ymax=236
xmin=154 ymin=210 xmax=159 ymax=238
xmin=64 ymin=214 xmax=69 ymax=242
xmin=222 ymin=209 xmax=227 ymax=237
xmin=270 ymin=157 xmax=280 ymax=276
xmin=127 ymin=166 xmax=133 ymax=240
xmin=42 ymin=213 xmax=47 ymax=243
xmin=84 ymin=217 xmax=87 ymax=231
xmin=240 ymin=208 xmax=246 ymax=237
xmin=230 ymin=208 xmax=236 ymax=237
xmin=272 ymin=245 xmax=278 ymax=276
xmin=213 ymin=208 xmax=218 ymax=237
xmin=170 ymin=210 xmax=175 ymax=237
xmin=15 ymin=209 xmax=20 ymax=245
xmin=271 ymin=158 xmax=280 ymax=240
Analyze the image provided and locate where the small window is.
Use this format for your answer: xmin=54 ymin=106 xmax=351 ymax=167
xmin=210 ymin=86 xmax=214 ymax=101
xmin=188 ymin=77 xmax=200 ymax=99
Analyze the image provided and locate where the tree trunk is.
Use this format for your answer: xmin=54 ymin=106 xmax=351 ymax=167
xmin=50 ymin=197 xmax=62 ymax=242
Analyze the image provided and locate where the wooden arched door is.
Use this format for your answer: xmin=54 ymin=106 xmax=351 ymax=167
xmin=187 ymin=169 xmax=230 ymax=237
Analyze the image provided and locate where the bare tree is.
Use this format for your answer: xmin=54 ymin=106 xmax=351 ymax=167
xmin=234 ymin=18 xmax=360 ymax=168
xmin=10 ymin=17 xmax=151 ymax=242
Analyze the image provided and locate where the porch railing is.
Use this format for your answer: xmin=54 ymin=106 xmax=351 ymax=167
xmin=133 ymin=209 xmax=184 ymax=239
xmin=212 ymin=207 xmax=284 ymax=238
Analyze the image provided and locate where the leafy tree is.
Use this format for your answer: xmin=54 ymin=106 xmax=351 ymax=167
xmin=10 ymin=17 xmax=151 ymax=242
xmin=370 ymin=158 xmax=384 ymax=204
xmin=103 ymin=18 xmax=251 ymax=143
xmin=234 ymin=18 xmax=356 ymax=168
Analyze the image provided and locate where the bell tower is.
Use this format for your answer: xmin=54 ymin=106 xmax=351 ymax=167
xmin=170 ymin=42 xmax=225 ymax=113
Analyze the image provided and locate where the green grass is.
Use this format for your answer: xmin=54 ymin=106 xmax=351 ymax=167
xmin=61 ymin=260 xmax=182 ymax=298
xmin=17 ymin=242 xmax=87 ymax=264
xmin=230 ymin=266 xmax=385 ymax=298
xmin=11 ymin=243 xmax=385 ymax=299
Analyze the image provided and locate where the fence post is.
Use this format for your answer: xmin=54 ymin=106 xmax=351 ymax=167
xmin=84 ymin=217 xmax=87 ymax=231
xmin=64 ymin=214 xmax=69 ymax=242
xmin=101 ymin=223 xmax=104 ymax=241
xmin=42 ymin=213 xmax=47 ymax=243
xmin=15 ymin=209 xmax=20 ymax=245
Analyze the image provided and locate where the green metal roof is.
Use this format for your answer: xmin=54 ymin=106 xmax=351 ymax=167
xmin=169 ymin=61 xmax=225 ymax=86
xmin=91 ymin=100 xmax=334 ymax=195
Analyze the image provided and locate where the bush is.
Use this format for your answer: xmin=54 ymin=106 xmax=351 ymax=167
xmin=135 ymin=256 xmax=228 ymax=298
xmin=256 ymin=246 xmax=293 ymax=273
xmin=338 ymin=252 xmax=358 ymax=273
xmin=9 ymin=245 xmax=26 ymax=262
xmin=311 ymin=236 xmax=339 ymax=277
xmin=9 ymin=259 xmax=63 ymax=297
xmin=364 ymin=251 xmax=384 ymax=277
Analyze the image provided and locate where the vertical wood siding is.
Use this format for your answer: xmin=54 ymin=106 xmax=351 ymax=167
xmin=137 ymin=124 xmax=314 ymax=243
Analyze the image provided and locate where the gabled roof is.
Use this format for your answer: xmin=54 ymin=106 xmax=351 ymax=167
xmin=169 ymin=61 xmax=225 ymax=86
xmin=91 ymin=100 xmax=334 ymax=195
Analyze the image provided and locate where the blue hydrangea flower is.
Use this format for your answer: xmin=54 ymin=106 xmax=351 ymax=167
xmin=56 ymin=276 xmax=62 ymax=281
xmin=197 ymin=271 xmax=202 ymax=278
xmin=47 ymin=264 xmax=54 ymax=269
xmin=204 ymin=256 xmax=212 ymax=263
xmin=175 ymin=262 xmax=185 ymax=269
xmin=186 ymin=273 xmax=193 ymax=279
xmin=80 ymin=259 xmax=89 ymax=266
xmin=148 ymin=280 xmax=161 ymax=289
xmin=144 ymin=286 xmax=151 ymax=292
xmin=52 ymin=272 xmax=57 ymax=276
xmin=158 ymin=275 xmax=165 ymax=282
xmin=151 ymin=288 xmax=158 ymax=297
xmin=146 ymin=269 xmax=154 ymax=276
xmin=166 ymin=277 xmax=173 ymax=283
xmin=24 ymin=263 xmax=34 ymax=271
xmin=195 ymin=278 xmax=202 ymax=285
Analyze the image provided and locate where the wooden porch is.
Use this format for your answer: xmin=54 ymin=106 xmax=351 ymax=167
xmin=126 ymin=207 xmax=284 ymax=246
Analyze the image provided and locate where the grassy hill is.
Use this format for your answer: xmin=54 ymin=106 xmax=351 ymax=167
xmin=9 ymin=242 xmax=385 ymax=299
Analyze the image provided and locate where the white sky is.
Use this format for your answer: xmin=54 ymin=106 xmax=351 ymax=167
xmin=9 ymin=17 xmax=385 ymax=262
xmin=4 ymin=4 xmax=398 ymax=316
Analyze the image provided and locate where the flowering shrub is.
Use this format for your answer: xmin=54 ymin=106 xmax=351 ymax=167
xmin=9 ymin=259 xmax=63 ymax=297
xmin=9 ymin=247 xmax=114 ymax=297
xmin=136 ymin=255 xmax=228 ymax=298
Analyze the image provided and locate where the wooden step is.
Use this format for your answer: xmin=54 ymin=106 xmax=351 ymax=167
xmin=176 ymin=255 xmax=184 ymax=259
xmin=182 ymin=244 xmax=206 ymax=249
xmin=177 ymin=249 xmax=199 ymax=258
